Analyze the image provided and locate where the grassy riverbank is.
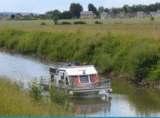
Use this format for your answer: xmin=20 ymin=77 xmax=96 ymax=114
xmin=0 ymin=77 xmax=73 ymax=117
xmin=0 ymin=22 xmax=160 ymax=84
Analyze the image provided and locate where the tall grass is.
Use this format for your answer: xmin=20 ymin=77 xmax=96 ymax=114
xmin=0 ymin=77 xmax=73 ymax=117
xmin=0 ymin=28 xmax=160 ymax=82
xmin=49 ymin=86 xmax=70 ymax=105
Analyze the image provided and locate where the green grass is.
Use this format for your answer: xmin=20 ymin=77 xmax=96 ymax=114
xmin=0 ymin=17 xmax=160 ymax=27
xmin=0 ymin=77 xmax=74 ymax=117
xmin=0 ymin=18 xmax=160 ymax=83
xmin=0 ymin=28 xmax=160 ymax=83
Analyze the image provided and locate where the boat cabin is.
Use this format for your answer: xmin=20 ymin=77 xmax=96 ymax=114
xmin=49 ymin=65 xmax=112 ymax=97
xmin=50 ymin=65 xmax=99 ymax=88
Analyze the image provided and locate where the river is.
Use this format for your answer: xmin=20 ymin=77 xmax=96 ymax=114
xmin=0 ymin=51 xmax=160 ymax=117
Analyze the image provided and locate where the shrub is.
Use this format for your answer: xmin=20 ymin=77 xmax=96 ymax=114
xmin=73 ymin=21 xmax=86 ymax=24
xmin=151 ymin=16 xmax=154 ymax=21
xmin=40 ymin=22 xmax=46 ymax=25
xmin=60 ymin=21 xmax=72 ymax=25
xmin=49 ymin=86 xmax=70 ymax=105
xmin=115 ymin=21 xmax=123 ymax=24
xmin=53 ymin=16 xmax=59 ymax=25
xmin=28 ymin=80 xmax=43 ymax=100
xmin=95 ymin=21 xmax=102 ymax=24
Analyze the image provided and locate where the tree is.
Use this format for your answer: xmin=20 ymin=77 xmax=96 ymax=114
xmin=130 ymin=5 xmax=137 ymax=13
xmin=122 ymin=5 xmax=129 ymax=13
xmin=39 ymin=14 xmax=47 ymax=20
xmin=59 ymin=11 xmax=74 ymax=19
xmin=88 ymin=4 xmax=98 ymax=16
xmin=45 ymin=10 xmax=61 ymax=19
xmin=51 ymin=10 xmax=61 ymax=18
xmin=112 ymin=8 xmax=119 ymax=14
xmin=104 ymin=8 xmax=109 ymax=12
xmin=53 ymin=16 xmax=59 ymax=25
xmin=98 ymin=6 xmax=104 ymax=13
xmin=70 ymin=3 xmax=83 ymax=18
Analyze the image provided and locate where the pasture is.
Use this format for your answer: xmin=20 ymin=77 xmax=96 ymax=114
xmin=0 ymin=17 xmax=160 ymax=26
xmin=0 ymin=17 xmax=160 ymax=38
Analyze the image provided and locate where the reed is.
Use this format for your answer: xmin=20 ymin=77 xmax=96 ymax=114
xmin=0 ymin=77 xmax=73 ymax=117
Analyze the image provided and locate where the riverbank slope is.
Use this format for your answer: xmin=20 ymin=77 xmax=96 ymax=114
xmin=0 ymin=27 xmax=160 ymax=85
xmin=0 ymin=77 xmax=73 ymax=117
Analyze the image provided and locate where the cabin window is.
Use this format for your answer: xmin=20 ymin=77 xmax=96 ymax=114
xmin=61 ymin=73 xmax=64 ymax=80
xmin=69 ymin=76 xmax=75 ymax=84
xmin=51 ymin=75 xmax=54 ymax=82
xmin=79 ymin=75 xmax=89 ymax=83
xmin=89 ymin=74 xmax=96 ymax=82
xmin=66 ymin=77 xmax=69 ymax=85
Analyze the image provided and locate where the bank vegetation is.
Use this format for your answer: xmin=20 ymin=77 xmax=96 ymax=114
xmin=0 ymin=27 xmax=160 ymax=85
xmin=0 ymin=77 xmax=73 ymax=117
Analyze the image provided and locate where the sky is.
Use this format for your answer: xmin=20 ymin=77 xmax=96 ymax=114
xmin=0 ymin=0 xmax=160 ymax=14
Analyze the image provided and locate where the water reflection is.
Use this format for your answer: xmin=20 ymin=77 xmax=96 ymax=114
xmin=128 ymin=89 xmax=160 ymax=117
xmin=69 ymin=97 xmax=111 ymax=117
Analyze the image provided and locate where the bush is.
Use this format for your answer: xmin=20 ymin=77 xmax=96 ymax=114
xmin=60 ymin=21 xmax=72 ymax=25
xmin=28 ymin=80 xmax=43 ymax=100
xmin=115 ymin=21 xmax=123 ymax=24
xmin=73 ymin=21 xmax=86 ymax=24
xmin=151 ymin=16 xmax=154 ymax=21
xmin=49 ymin=86 xmax=70 ymax=105
xmin=53 ymin=16 xmax=59 ymax=25
xmin=95 ymin=21 xmax=102 ymax=24
xmin=40 ymin=22 xmax=46 ymax=25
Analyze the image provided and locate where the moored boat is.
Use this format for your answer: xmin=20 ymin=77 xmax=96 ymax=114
xmin=49 ymin=64 xmax=112 ymax=98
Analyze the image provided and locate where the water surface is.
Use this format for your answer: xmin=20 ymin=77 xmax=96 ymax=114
xmin=0 ymin=51 xmax=160 ymax=117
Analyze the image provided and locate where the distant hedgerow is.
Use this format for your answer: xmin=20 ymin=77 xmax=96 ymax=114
xmin=73 ymin=21 xmax=86 ymax=24
xmin=40 ymin=22 xmax=46 ymax=25
xmin=95 ymin=21 xmax=102 ymax=24
xmin=60 ymin=21 xmax=72 ymax=25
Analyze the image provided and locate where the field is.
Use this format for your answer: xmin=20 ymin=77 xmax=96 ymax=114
xmin=0 ymin=18 xmax=160 ymax=83
xmin=1 ymin=17 xmax=160 ymax=26
xmin=0 ymin=17 xmax=160 ymax=38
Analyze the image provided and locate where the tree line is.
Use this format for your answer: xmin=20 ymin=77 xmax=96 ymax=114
xmin=10 ymin=2 xmax=160 ymax=20
xmin=40 ymin=2 xmax=160 ymax=20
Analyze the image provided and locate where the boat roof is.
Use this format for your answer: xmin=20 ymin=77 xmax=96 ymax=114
xmin=57 ymin=65 xmax=97 ymax=76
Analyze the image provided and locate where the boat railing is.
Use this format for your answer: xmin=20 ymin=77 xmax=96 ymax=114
xmin=53 ymin=78 xmax=111 ymax=90
xmin=68 ymin=79 xmax=111 ymax=89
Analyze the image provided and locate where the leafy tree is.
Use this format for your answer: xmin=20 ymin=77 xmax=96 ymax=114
xmin=59 ymin=11 xmax=74 ymax=19
xmin=123 ymin=5 xmax=129 ymax=13
xmin=39 ymin=14 xmax=47 ymax=20
xmin=130 ymin=5 xmax=137 ymax=13
xmin=98 ymin=6 xmax=104 ymax=13
xmin=70 ymin=3 xmax=83 ymax=18
xmin=88 ymin=3 xmax=98 ymax=16
xmin=51 ymin=10 xmax=61 ymax=18
xmin=45 ymin=10 xmax=61 ymax=19
xmin=112 ymin=8 xmax=119 ymax=14
xmin=53 ymin=16 xmax=59 ymax=25
xmin=104 ymin=8 xmax=110 ymax=12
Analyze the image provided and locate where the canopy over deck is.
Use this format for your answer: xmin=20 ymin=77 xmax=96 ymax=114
xmin=57 ymin=65 xmax=97 ymax=76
